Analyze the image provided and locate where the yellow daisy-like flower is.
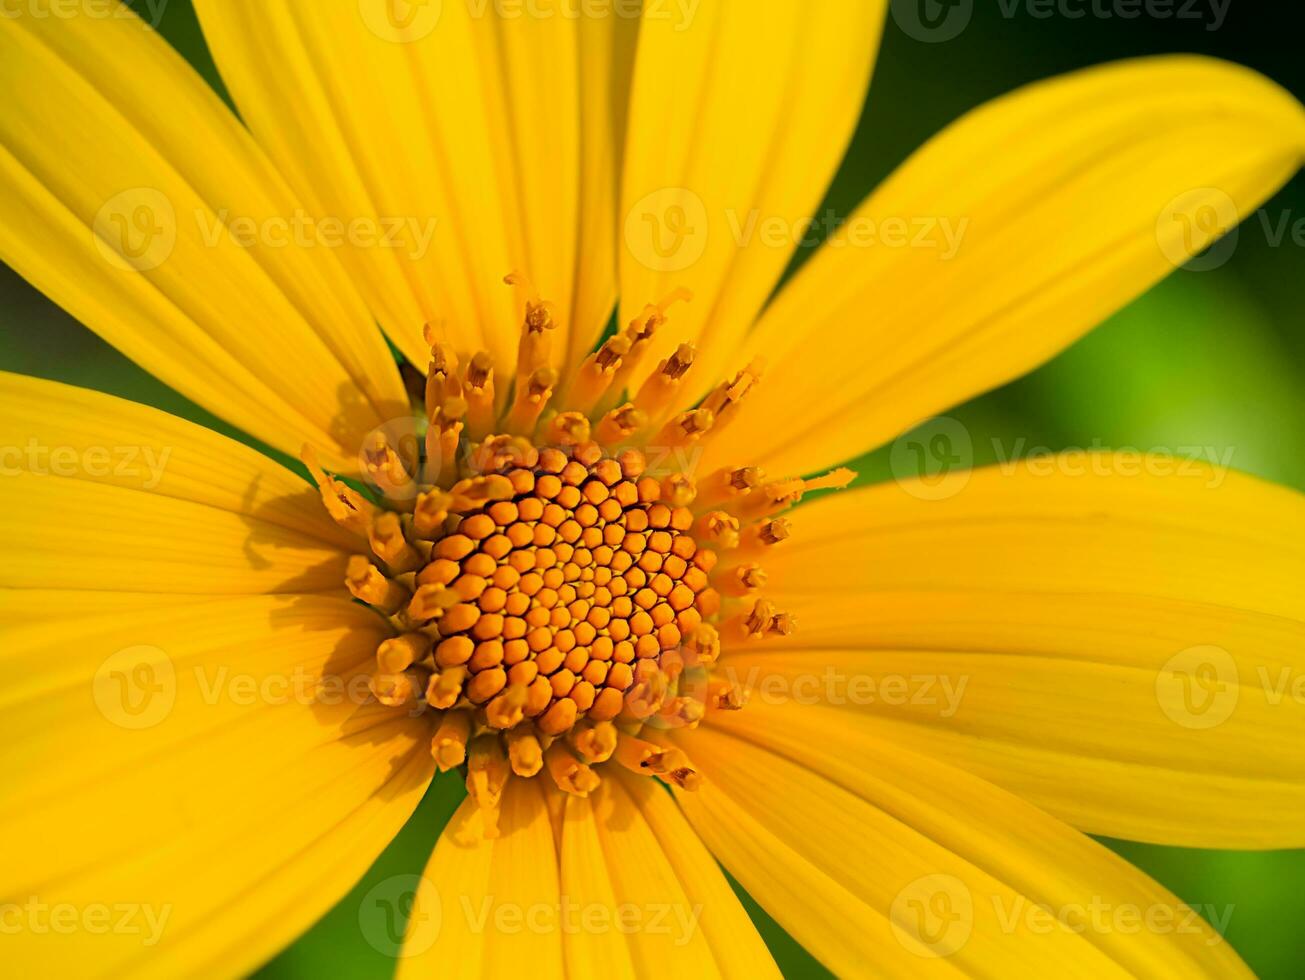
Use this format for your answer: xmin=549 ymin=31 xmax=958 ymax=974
xmin=3 ymin=2 xmax=1305 ymax=976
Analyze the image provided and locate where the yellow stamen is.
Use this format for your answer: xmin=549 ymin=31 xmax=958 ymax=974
xmin=432 ymin=710 xmax=472 ymax=771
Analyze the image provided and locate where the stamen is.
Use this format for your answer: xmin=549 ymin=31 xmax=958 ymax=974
xmin=600 ymin=288 xmax=693 ymax=409
xmin=542 ymin=412 xmax=591 ymax=448
xmin=569 ymin=720 xmax=618 ymax=764
xmin=696 ymin=465 xmax=763 ymax=509
xmin=699 ymin=358 xmax=765 ymax=436
xmin=362 ymin=431 xmax=417 ymax=504
xmin=426 ymin=666 xmax=467 ymax=709
xmin=346 ymin=556 xmax=409 ymax=614
xmin=304 ymin=447 xmax=376 ymax=537
xmin=505 ymin=272 xmax=557 ymax=385
xmin=463 ymin=351 xmax=497 ymax=441
xmin=432 ymin=710 xmax=472 ymax=771
xmin=371 ymin=667 xmax=429 ymax=707
xmin=709 ymin=679 xmax=747 ymax=711
xmin=740 ymin=467 xmax=856 ymax=518
xmin=718 ymin=561 xmax=767 ymax=596
xmin=544 ymin=741 xmax=601 ymax=797
xmin=567 ymin=335 xmax=631 ymax=415
xmin=595 ymin=404 xmax=647 ymax=447
xmin=369 ymin=511 xmax=422 ymax=573
xmin=653 ymin=408 xmax=714 ymax=448
xmin=377 ymin=632 xmax=431 ymax=673
xmin=467 ymin=733 xmax=511 ymax=815
xmin=507 ymin=367 xmax=557 ymax=435
xmin=506 ymin=726 xmax=544 ymax=777
xmin=633 ymin=342 xmax=696 ymax=422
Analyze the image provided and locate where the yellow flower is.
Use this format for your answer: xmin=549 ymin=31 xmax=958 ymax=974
xmin=2 ymin=2 xmax=1304 ymax=977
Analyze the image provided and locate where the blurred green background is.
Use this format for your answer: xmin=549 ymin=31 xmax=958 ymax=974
xmin=2 ymin=1 xmax=1302 ymax=976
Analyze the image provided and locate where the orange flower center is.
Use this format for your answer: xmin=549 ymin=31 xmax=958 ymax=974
xmin=410 ymin=446 xmax=718 ymax=736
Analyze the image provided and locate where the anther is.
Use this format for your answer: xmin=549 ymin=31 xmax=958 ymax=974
xmin=303 ymin=447 xmax=377 ymax=537
xmin=507 ymin=367 xmax=557 ymax=435
xmin=544 ymin=741 xmax=601 ymax=797
xmin=567 ymin=335 xmax=631 ymax=415
xmin=369 ymin=511 xmax=422 ymax=573
xmin=362 ymin=431 xmax=417 ymax=504
xmin=467 ymin=734 xmax=511 ymax=813
xmin=633 ymin=342 xmax=696 ymax=422
xmin=346 ymin=556 xmax=409 ymax=614
xmin=542 ymin=412 xmax=591 ymax=448
xmin=595 ymin=404 xmax=647 ymax=447
xmin=568 ymin=720 xmax=618 ymax=764
xmin=654 ymin=408 xmax=714 ymax=448
xmin=426 ymin=666 xmax=467 ymax=709
xmin=431 ymin=711 xmax=472 ymax=771
xmin=463 ymin=351 xmax=497 ymax=440
xmin=377 ymin=632 xmax=431 ymax=673
xmin=506 ymin=727 xmax=544 ymax=777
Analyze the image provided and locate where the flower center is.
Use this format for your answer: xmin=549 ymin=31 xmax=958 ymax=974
xmin=304 ymin=276 xmax=851 ymax=834
xmin=410 ymin=446 xmax=717 ymax=735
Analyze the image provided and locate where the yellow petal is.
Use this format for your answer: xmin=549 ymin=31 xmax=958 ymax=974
xmin=711 ymin=56 xmax=1305 ymax=476
xmin=609 ymin=772 xmax=780 ymax=980
xmin=751 ymin=455 xmax=1305 ymax=847
xmin=399 ymin=773 xmax=776 ymax=978
xmin=566 ymin=775 xmax=777 ymax=977
xmin=0 ymin=9 xmax=408 ymax=471
xmin=195 ymin=1 xmax=636 ymax=372
xmin=617 ymin=0 xmax=885 ymax=403
xmin=677 ymin=709 xmax=1250 ymax=978
xmin=0 ymin=372 xmax=353 ymax=593
xmin=1 ymin=594 xmax=433 ymax=977
xmin=398 ymin=778 xmax=565 ymax=979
